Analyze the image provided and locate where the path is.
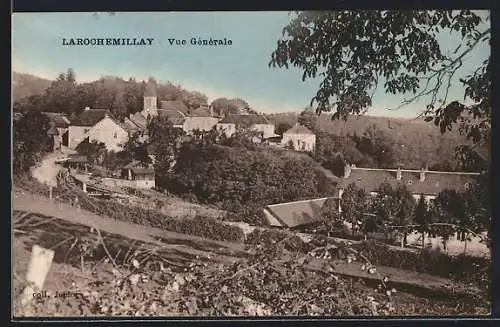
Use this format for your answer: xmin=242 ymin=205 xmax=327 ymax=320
xmin=12 ymin=190 xmax=486 ymax=301
xmin=12 ymin=191 xmax=248 ymax=263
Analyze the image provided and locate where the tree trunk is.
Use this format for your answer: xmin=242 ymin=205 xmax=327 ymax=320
xmin=422 ymin=232 xmax=425 ymax=249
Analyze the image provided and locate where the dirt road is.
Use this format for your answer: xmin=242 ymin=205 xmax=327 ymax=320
xmin=12 ymin=191 xmax=248 ymax=262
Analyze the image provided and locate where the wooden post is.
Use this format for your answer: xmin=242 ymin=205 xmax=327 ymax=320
xmin=21 ymin=245 xmax=55 ymax=305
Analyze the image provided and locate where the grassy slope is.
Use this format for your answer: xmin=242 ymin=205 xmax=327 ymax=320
xmin=12 ymin=72 xmax=52 ymax=103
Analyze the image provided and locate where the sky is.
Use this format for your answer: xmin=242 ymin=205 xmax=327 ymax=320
xmin=12 ymin=11 xmax=490 ymax=117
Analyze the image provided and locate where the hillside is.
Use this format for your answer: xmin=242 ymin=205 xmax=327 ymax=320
xmin=267 ymin=112 xmax=489 ymax=171
xmin=12 ymin=72 xmax=52 ymax=102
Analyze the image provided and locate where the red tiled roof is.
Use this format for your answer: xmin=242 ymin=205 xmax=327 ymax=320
xmin=264 ymin=197 xmax=340 ymax=228
xmin=340 ymin=167 xmax=480 ymax=195
xmin=218 ymin=114 xmax=270 ymax=128
xmin=284 ymin=123 xmax=315 ymax=135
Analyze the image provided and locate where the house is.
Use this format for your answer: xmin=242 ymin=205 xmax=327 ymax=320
xmin=120 ymin=161 xmax=155 ymax=189
xmin=263 ymin=197 xmax=341 ymax=229
xmin=126 ymin=81 xmax=219 ymax=135
xmin=68 ymin=108 xmax=132 ymax=152
xmin=42 ymin=112 xmax=70 ymax=150
xmin=281 ymin=123 xmax=316 ymax=152
xmin=216 ymin=114 xmax=277 ymax=139
xmin=339 ymin=164 xmax=481 ymax=205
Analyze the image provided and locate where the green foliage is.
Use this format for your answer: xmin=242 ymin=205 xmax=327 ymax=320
xmin=270 ymin=11 xmax=490 ymax=170
xmin=354 ymin=241 xmax=490 ymax=291
xmin=269 ymin=113 xmax=479 ymax=172
xmin=147 ymin=116 xmax=185 ymax=171
xmin=297 ymin=107 xmax=318 ymax=131
xmin=210 ymin=98 xmax=249 ymax=116
xmin=13 ymin=110 xmax=54 ymax=174
xmin=75 ymin=139 xmax=107 ymax=164
xmin=121 ymin=133 xmax=152 ymax=166
xmin=15 ymin=176 xmax=244 ymax=243
xmin=340 ymin=183 xmax=370 ymax=235
xmin=275 ymin=122 xmax=293 ymax=136
xmin=163 ymin=142 xmax=337 ymax=225
xmin=13 ymin=70 xmax=211 ymax=120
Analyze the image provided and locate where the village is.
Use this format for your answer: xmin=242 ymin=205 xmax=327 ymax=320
xmin=12 ymin=10 xmax=491 ymax=318
xmin=33 ymin=81 xmax=488 ymax=255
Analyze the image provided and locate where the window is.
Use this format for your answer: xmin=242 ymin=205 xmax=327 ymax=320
xmin=407 ymin=180 xmax=413 ymax=185
xmin=464 ymin=182 xmax=471 ymax=191
xmin=113 ymin=132 xmax=118 ymax=139
xmin=84 ymin=128 xmax=90 ymax=133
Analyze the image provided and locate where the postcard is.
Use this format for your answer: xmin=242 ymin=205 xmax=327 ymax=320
xmin=11 ymin=11 xmax=491 ymax=318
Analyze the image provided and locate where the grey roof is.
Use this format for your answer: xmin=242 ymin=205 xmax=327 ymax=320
xmin=340 ymin=167 xmax=481 ymax=195
xmin=157 ymin=109 xmax=186 ymax=125
xmin=160 ymin=100 xmax=189 ymax=114
xmin=264 ymin=197 xmax=340 ymax=228
xmin=71 ymin=109 xmax=109 ymax=126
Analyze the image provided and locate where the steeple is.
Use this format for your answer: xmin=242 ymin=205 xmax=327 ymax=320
xmin=143 ymin=79 xmax=158 ymax=117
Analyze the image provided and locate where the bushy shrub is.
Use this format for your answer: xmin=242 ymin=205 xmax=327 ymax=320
xmin=165 ymin=144 xmax=338 ymax=225
xmin=352 ymin=240 xmax=490 ymax=290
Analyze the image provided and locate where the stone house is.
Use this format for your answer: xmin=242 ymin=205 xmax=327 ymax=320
xmin=42 ymin=112 xmax=70 ymax=151
xmin=339 ymin=164 xmax=481 ymax=208
xmin=68 ymin=108 xmax=132 ymax=152
xmin=282 ymin=123 xmax=316 ymax=152
xmin=126 ymin=82 xmax=219 ymax=135
xmin=216 ymin=114 xmax=277 ymax=139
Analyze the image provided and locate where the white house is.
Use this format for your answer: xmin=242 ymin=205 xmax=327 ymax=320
xmin=216 ymin=114 xmax=277 ymax=139
xmin=282 ymin=123 xmax=316 ymax=152
xmin=68 ymin=108 xmax=131 ymax=151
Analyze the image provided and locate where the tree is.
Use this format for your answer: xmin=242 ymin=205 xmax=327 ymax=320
xmin=75 ymin=138 xmax=107 ymax=164
xmin=13 ymin=110 xmax=53 ymax=175
xmin=371 ymin=183 xmax=416 ymax=247
xmin=297 ymin=107 xmax=318 ymax=131
xmin=428 ymin=189 xmax=464 ymax=251
xmin=275 ymin=122 xmax=293 ymax=136
xmin=210 ymin=98 xmax=249 ymax=116
xmin=147 ymin=116 xmax=185 ymax=172
xmin=122 ymin=133 xmax=152 ymax=166
xmin=270 ymin=11 xmax=490 ymax=156
xmin=353 ymin=124 xmax=395 ymax=168
xmin=43 ymin=68 xmax=80 ymax=114
xmin=340 ymin=183 xmax=369 ymax=237
xmin=414 ymin=196 xmax=431 ymax=249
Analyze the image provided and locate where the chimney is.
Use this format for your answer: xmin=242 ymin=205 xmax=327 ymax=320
xmin=344 ymin=163 xmax=352 ymax=178
xmin=396 ymin=166 xmax=402 ymax=180
xmin=84 ymin=106 xmax=90 ymax=111
xmin=209 ymin=105 xmax=214 ymax=117
xmin=419 ymin=168 xmax=426 ymax=182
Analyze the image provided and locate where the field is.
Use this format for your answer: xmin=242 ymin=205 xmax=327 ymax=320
xmin=12 ymin=190 xmax=490 ymax=317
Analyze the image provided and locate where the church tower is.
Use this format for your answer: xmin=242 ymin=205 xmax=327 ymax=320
xmin=143 ymin=80 xmax=158 ymax=117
